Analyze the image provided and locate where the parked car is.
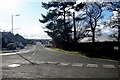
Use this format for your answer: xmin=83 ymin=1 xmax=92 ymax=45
xmin=18 ymin=42 xmax=25 ymax=49
xmin=15 ymin=42 xmax=20 ymax=47
xmin=7 ymin=43 xmax=17 ymax=50
xmin=15 ymin=42 xmax=25 ymax=49
xmin=44 ymin=44 xmax=52 ymax=48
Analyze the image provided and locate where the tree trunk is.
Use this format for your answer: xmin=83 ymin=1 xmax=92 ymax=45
xmin=73 ymin=12 xmax=77 ymax=42
xmin=63 ymin=9 xmax=66 ymax=30
xmin=89 ymin=15 xmax=95 ymax=43
xmin=63 ymin=8 xmax=70 ymax=50
xmin=118 ymin=26 xmax=120 ymax=42
xmin=92 ymin=29 xmax=95 ymax=43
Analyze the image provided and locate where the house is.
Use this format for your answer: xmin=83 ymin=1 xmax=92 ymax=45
xmin=1 ymin=32 xmax=15 ymax=48
xmin=14 ymin=34 xmax=27 ymax=45
xmin=1 ymin=32 xmax=27 ymax=48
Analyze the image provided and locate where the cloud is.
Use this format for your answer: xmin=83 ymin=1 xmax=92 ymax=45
xmin=0 ymin=22 xmax=11 ymax=32
xmin=0 ymin=21 xmax=51 ymax=39
xmin=23 ymin=33 xmax=51 ymax=39
xmin=0 ymin=0 xmax=18 ymax=10
xmin=14 ymin=25 xmax=51 ymax=39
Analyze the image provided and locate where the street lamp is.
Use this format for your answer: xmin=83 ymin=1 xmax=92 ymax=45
xmin=11 ymin=14 xmax=20 ymax=34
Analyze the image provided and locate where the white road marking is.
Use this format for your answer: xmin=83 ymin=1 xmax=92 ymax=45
xmin=103 ymin=64 xmax=115 ymax=69
xmin=19 ymin=50 xmax=32 ymax=53
xmin=8 ymin=64 xmax=20 ymax=68
xmin=0 ymin=45 xmax=36 ymax=56
xmin=0 ymin=49 xmax=34 ymax=56
xmin=0 ymin=52 xmax=17 ymax=55
xmin=47 ymin=62 xmax=58 ymax=64
xmin=40 ymin=62 xmax=46 ymax=64
xmin=59 ymin=63 xmax=70 ymax=66
xmin=32 ymin=51 xmax=36 ymax=55
xmin=34 ymin=45 xmax=36 ymax=49
xmin=87 ymin=64 xmax=98 ymax=68
xmin=72 ymin=63 xmax=83 ymax=67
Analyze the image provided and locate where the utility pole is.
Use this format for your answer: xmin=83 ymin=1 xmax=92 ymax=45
xmin=11 ymin=14 xmax=20 ymax=34
xmin=11 ymin=15 xmax=13 ymax=34
xmin=73 ymin=12 xmax=77 ymax=42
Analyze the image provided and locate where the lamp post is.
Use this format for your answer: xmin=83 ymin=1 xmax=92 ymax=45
xmin=11 ymin=14 xmax=20 ymax=34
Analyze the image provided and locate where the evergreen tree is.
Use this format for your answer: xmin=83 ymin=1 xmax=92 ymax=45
xmin=39 ymin=2 xmax=75 ymax=49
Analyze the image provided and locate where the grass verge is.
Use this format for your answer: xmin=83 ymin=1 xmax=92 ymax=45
xmin=51 ymin=48 xmax=119 ymax=61
xmin=25 ymin=44 xmax=33 ymax=47
xmin=51 ymin=48 xmax=84 ymax=55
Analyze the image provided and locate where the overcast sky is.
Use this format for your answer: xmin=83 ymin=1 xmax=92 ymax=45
xmin=0 ymin=0 xmax=114 ymax=39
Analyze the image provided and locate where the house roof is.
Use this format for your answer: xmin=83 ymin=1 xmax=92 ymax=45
xmin=1 ymin=32 xmax=26 ymax=43
xmin=1 ymin=32 xmax=14 ymax=39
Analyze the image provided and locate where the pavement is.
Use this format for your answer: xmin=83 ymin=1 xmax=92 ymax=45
xmin=0 ymin=45 xmax=35 ymax=56
xmin=1 ymin=42 xmax=120 ymax=79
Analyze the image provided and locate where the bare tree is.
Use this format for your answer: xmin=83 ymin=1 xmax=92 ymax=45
xmin=106 ymin=2 xmax=120 ymax=42
xmin=85 ymin=2 xmax=102 ymax=43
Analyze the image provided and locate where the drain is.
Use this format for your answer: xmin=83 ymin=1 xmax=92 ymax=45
xmin=8 ymin=64 xmax=20 ymax=67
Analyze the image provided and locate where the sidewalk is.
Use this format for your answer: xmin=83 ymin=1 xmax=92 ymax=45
xmin=0 ymin=44 xmax=35 ymax=55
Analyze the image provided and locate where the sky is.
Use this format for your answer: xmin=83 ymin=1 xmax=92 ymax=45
xmin=0 ymin=0 xmax=114 ymax=39
xmin=0 ymin=0 xmax=51 ymax=39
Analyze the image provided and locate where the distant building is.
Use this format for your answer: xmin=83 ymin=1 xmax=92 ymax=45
xmin=1 ymin=32 xmax=15 ymax=48
xmin=14 ymin=34 xmax=27 ymax=45
xmin=40 ymin=39 xmax=51 ymax=45
xmin=1 ymin=32 xmax=27 ymax=48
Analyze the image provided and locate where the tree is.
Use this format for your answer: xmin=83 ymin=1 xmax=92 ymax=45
xmin=105 ymin=2 xmax=120 ymax=42
xmin=39 ymin=2 xmax=76 ymax=49
xmin=72 ymin=3 xmax=85 ymax=42
xmin=39 ymin=1 xmax=85 ymax=49
xmin=85 ymin=2 xmax=103 ymax=43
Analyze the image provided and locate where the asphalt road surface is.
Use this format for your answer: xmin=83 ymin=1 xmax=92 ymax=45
xmin=1 ymin=42 xmax=120 ymax=79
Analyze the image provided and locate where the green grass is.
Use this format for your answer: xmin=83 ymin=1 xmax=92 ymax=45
xmin=51 ymin=48 xmax=119 ymax=61
xmin=51 ymin=48 xmax=83 ymax=54
xmin=25 ymin=44 xmax=33 ymax=47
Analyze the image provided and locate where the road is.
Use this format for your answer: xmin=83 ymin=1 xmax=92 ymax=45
xmin=1 ymin=42 xmax=120 ymax=79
